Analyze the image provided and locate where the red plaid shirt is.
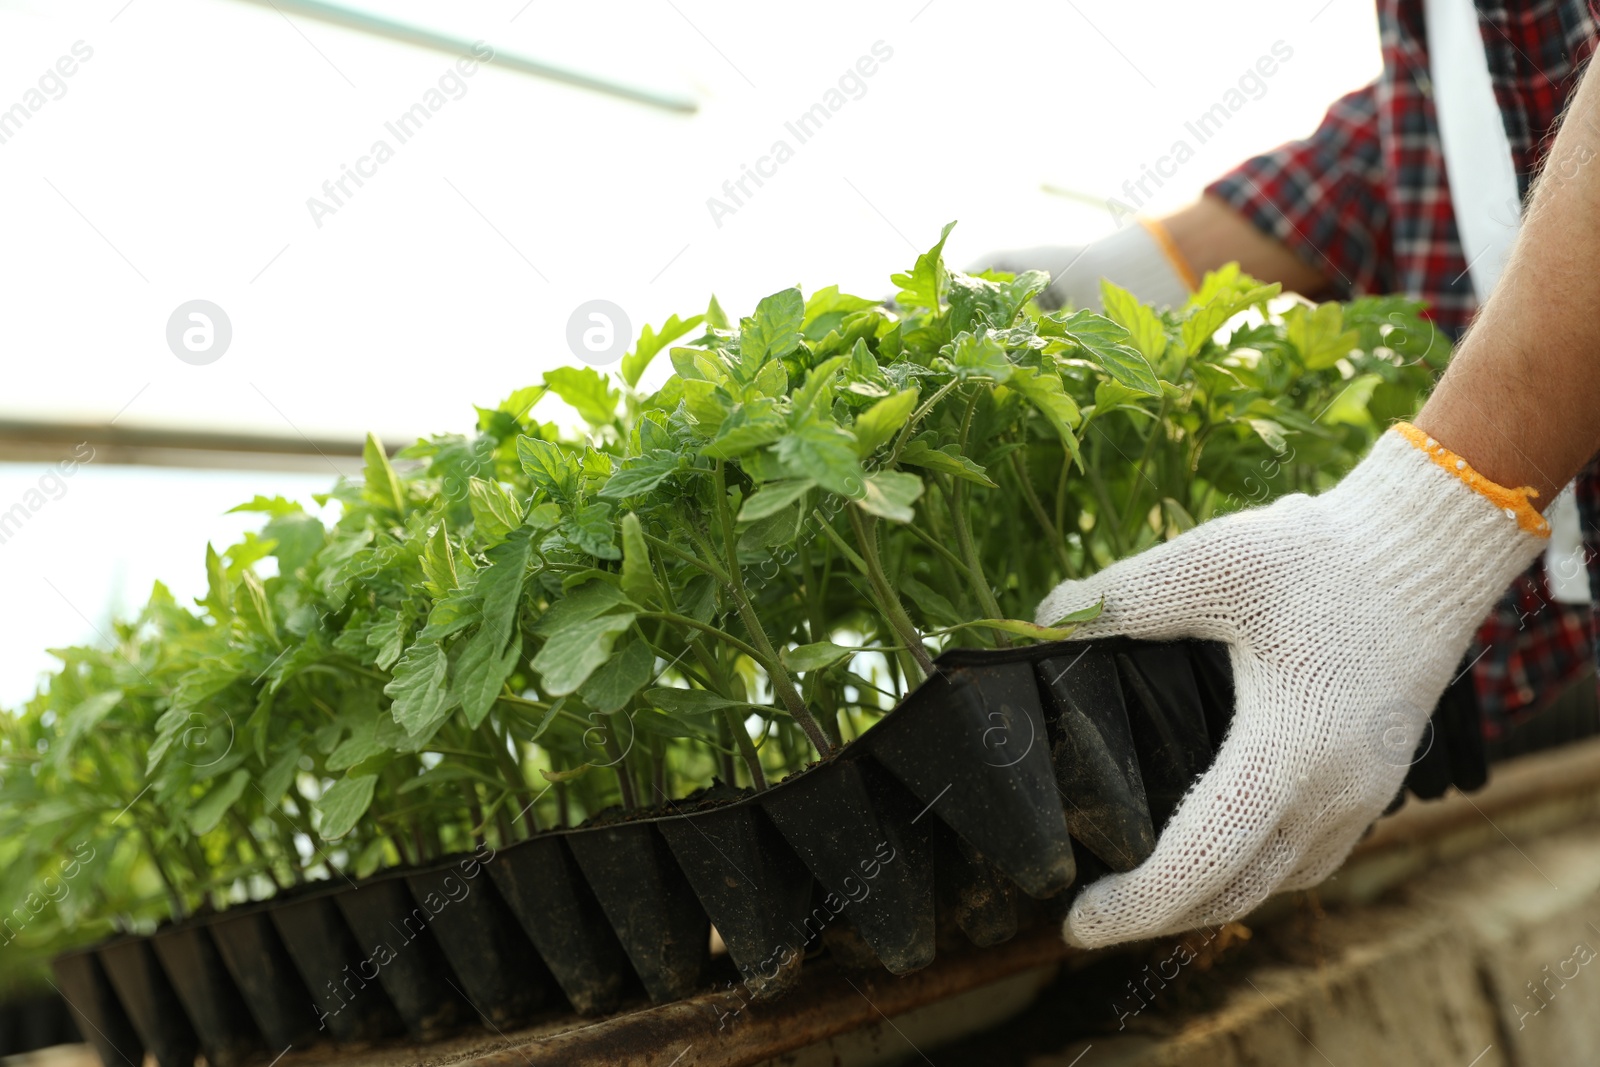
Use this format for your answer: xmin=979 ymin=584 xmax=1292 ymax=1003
xmin=1207 ymin=0 xmax=1600 ymax=735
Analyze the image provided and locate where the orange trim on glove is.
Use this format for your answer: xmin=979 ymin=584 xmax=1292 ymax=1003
xmin=1394 ymin=422 xmax=1549 ymax=536
xmin=1137 ymin=218 xmax=1199 ymax=293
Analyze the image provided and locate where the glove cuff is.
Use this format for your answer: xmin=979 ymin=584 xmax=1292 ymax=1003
xmin=1391 ymin=422 xmax=1549 ymax=537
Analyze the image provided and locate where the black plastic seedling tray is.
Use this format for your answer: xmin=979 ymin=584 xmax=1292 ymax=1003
xmin=55 ymin=636 xmax=1489 ymax=1067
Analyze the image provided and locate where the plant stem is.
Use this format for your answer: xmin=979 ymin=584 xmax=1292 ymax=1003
xmin=904 ymin=519 xmax=980 ymax=582
xmin=721 ymin=707 xmax=768 ymax=790
xmin=949 ymin=393 xmax=1009 ymax=643
xmin=847 ymin=509 xmax=933 ymax=679
xmin=1009 ymin=448 xmax=1076 ymax=578
xmin=707 ymin=465 xmax=832 ymax=757
xmin=602 ymin=720 xmax=637 ymax=810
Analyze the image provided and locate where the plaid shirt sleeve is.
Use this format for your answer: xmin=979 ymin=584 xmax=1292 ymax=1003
xmin=1204 ymin=83 xmax=1396 ymax=300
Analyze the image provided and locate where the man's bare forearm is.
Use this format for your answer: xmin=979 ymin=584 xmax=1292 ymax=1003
xmin=1160 ymin=194 xmax=1335 ymax=298
xmin=1415 ymin=61 xmax=1600 ymax=504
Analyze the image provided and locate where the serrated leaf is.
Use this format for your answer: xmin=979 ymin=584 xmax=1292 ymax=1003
xmin=531 ymin=581 xmax=631 ymax=637
xmin=1100 ymin=280 xmax=1169 ymax=362
xmin=561 ymin=501 xmax=620 ymax=560
xmin=579 ymin=638 xmax=654 ymax=713
xmin=600 ymin=455 xmax=680 ymax=499
xmin=947 ymin=328 xmax=1012 ymax=381
xmin=1284 ymin=301 xmax=1362 ymax=370
xmin=453 ymin=628 xmax=522 ymax=728
xmin=622 ymin=313 xmax=705 ymax=388
xmin=738 ymin=479 xmax=815 ymax=522
xmin=362 ymin=433 xmax=406 ymax=514
xmin=853 ymin=387 xmax=919 ymax=456
xmin=740 ymin=287 xmax=805 ymax=370
xmin=898 ymin=439 xmax=997 ymax=486
xmin=545 ymin=366 xmax=620 ymax=427
xmin=516 ymin=436 xmax=579 ymax=500
xmin=533 ymin=612 xmax=636 ymax=696
xmin=775 ymin=422 xmax=864 ymax=498
xmin=385 ymin=643 xmax=452 ymax=737
xmin=891 ymin=220 xmax=957 ymax=310
xmin=620 ymin=513 xmax=661 ymax=606
xmin=856 ymin=470 xmax=924 ymax=523
xmin=540 ymin=764 xmax=593 ymax=784
xmin=468 ymin=477 xmax=524 ymax=543
xmin=781 ymin=642 xmax=852 ymax=672
xmin=316 ymin=775 xmax=377 ymax=839
xmin=187 ymin=768 xmax=250 ymax=836
xmin=1055 ymin=309 xmax=1160 ymax=395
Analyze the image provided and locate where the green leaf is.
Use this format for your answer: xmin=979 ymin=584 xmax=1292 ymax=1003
xmin=540 ymin=764 xmax=593 ymax=784
xmin=1245 ymin=417 xmax=1288 ymax=453
xmin=620 ymin=513 xmax=662 ymax=606
xmin=938 ymin=609 xmax=1100 ymax=641
xmin=516 ymin=436 xmax=579 ymax=500
xmin=1009 ymin=367 xmax=1083 ymax=467
xmin=532 ymin=611 xmax=636 ymax=696
xmin=898 ymin=439 xmax=997 ymax=487
xmin=1054 ymin=310 xmax=1160 ymax=395
xmin=775 ymin=422 xmax=865 ymax=498
xmin=738 ymin=479 xmax=815 ymax=522
xmin=453 ymin=628 xmax=522 ymax=728
xmin=781 ymin=642 xmax=853 ymax=672
xmin=705 ymin=294 xmax=730 ymax=330
xmin=703 ymin=403 xmax=787 ymax=459
xmin=856 ymin=470 xmax=924 ymax=523
xmin=468 ymin=477 xmax=524 ymax=543
xmin=790 ymin=354 xmax=849 ymax=421
xmin=622 ymin=313 xmax=704 ymax=388
xmin=1180 ymin=267 xmax=1281 ymax=356
xmin=362 ymin=433 xmax=407 ymax=514
xmin=385 ymin=643 xmax=453 ymax=737
xmin=579 ymin=638 xmax=655 ymax=713
xmin=739 ymin=287 xmax=805 ymax=370
xmin=802 ymin=285 xmax=879 ymax=339
xmin=316 ymin=775 xmax=378 ymax=839
xmin=947 ymin=329 xmax=1012 ymax=381
xmin=645 ymin=687 xmax=753 ymax=717
xmin=562 ymin=501 xmax=620 ymax=560
xmin=531 ymin=580 xmax=632 ymax=637
xmin=600 ymin=454 xmax=680 ymax=499
xmin=327 ymin=726 xmax=386 ymax=772
xmin=420 ymin=524 xmax=461 ymax=599
xmin=259 ymin=744 xmax=303 ymax=801
xmin=1284 ymin=302 xmax=1362 ymax=370
xmin=891 ymin=220 xmax=957 ymax=310
xmin=1100 ymin=280 xmax=1169 ymax=363
xmin=187 ymin=768 xmax=250 ymax=836
xmin=545 ymin=366 xmax=621 ymax=426
xmin=1038 ymin=600 xmax=1106 ymax=627
xmin=852 ymin=386 xmax=919 ymax=456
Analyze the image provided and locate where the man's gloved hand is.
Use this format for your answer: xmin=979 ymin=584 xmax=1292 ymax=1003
xmin=972 ymin=222 xmax=1194 ymax=311
xmin=1035 ymin=425 xmax=1550 ymax=949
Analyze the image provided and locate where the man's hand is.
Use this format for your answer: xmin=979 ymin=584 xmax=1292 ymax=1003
xmin=972 ymin=223 xmax=1192 ymax=311
xmin=1036 ymin=425 xmax=1548 ymax=948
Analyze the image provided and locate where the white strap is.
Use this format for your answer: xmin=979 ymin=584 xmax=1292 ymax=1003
xmin=1424 ymin=0 xmax=1521 ymax=299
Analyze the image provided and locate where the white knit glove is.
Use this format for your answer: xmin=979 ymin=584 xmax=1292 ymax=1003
xmin=1035 ymin=425 xmax=1550 ymax=948
xmin=971 ymin=222 xmax=1193 ymax=311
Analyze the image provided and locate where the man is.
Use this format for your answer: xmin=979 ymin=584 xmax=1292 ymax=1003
xmin=985 ymin=0 xmax=1600 ymax=948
